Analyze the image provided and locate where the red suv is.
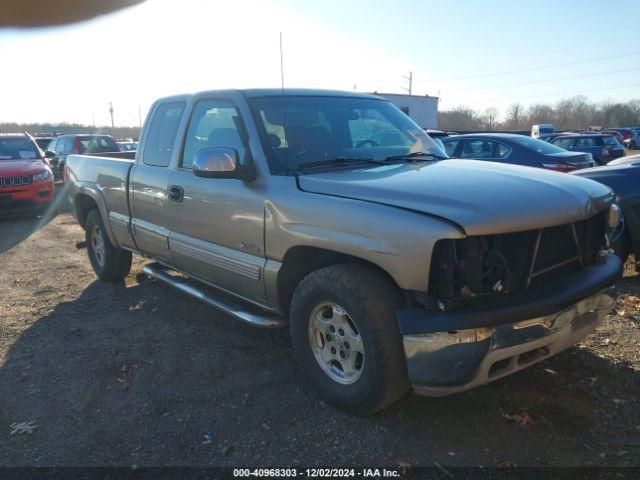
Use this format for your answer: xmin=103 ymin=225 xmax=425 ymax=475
xmin=0 ymin=133 xmax=55 ymax=216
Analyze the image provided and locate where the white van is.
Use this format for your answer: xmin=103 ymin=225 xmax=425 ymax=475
xmin=531 ymin=124 xmax=555 ymax=138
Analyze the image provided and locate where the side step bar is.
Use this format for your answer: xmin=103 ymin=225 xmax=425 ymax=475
xmin=142 ymin=263 xmax=286 ymax=328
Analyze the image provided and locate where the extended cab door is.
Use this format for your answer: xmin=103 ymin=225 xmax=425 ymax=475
xmin=164 ymin=98 xmax=267 ymax=304
xmin=129 ymin=101 xmax=186 ymax=264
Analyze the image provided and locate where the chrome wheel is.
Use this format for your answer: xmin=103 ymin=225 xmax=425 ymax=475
xmin=91 ymin=224 xmax=106 ymax=268
xmin=307 ymin=302 xmax=364 ymax=385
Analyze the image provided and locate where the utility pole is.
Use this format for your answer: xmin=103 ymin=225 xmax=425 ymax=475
xmin=402 ymin=71 xmax=413 ymax=95
xmin=109 ymin=102 xmax=115 ymax=135
xmin=138 ymin=105 xmax=142 ymax=130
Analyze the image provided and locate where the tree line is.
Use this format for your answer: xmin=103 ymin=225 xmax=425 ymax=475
xmin=438 ymin=96 xmax=640 ymax=132
xmin=0 ymin=122 xmax=141 ymax=140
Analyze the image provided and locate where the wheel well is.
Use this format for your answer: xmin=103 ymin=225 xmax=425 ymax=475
xmin=75 ymin=194 xmax=99 ymax=228
xmin=276 ymin=246 xmax=401 ymax=314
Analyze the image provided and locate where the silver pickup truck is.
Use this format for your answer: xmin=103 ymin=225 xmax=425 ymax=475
xmin=66 ymin=89 xmax=622 ymax=413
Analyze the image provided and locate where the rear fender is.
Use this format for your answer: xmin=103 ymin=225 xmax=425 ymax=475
xmin=74 ymin=182 xmax=120 ymax=247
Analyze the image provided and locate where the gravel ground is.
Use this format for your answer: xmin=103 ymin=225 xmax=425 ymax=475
xmin=0 ymin=211 xmax=638 ymax=469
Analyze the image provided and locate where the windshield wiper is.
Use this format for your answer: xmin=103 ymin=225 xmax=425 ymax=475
xmin=295 ymin=157 xmax=387 ymax=173
xmin=385 ymin=152 xmax=449 ymax=161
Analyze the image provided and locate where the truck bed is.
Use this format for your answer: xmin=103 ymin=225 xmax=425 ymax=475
xmin=66 ymin=153 xmax=135 ymax=248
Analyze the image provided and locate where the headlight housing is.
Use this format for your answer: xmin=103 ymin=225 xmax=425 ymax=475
xmin=607 ymin=204 xmax=621 ymax=228
xmin=32 ymin=170 xmax=51 ymax=183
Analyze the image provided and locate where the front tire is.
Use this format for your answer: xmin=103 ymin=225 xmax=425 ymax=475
xmin=289 ymin=263 xmax=409 ymax=414
xmin=85 ymin=209 xmax=132 ymax=281
xmin=611 ymin=229 xmax=632 ymax=265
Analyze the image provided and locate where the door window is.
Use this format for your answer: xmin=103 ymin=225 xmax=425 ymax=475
xmin=142 ymin=102 xmax=186 ymax=167
xmin=552 ymin=137 xmax=573 ymax=149
xmin=574 ymin=137 xmax=600 ymax=147
xmin=59 ymin=137 xmax=73 ymax=154
xmin=459 ymin=140 xmax=496 ymax=159
xmin=496 ymin=143 xmax=510 ymax=158
xmin=442 ymin=140 xmax=459 ymax=156
xmin=181 ymin=100 xmax=247 ymax=169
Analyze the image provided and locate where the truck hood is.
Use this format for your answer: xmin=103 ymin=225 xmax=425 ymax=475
xmin=297 ymin=159 xmax=613 ymax=236
xmin=0 ymin=160 xmax=47 ymax=177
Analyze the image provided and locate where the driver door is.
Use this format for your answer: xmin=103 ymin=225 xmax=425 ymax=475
xmin=164 ymin=99 xmax=267 ymax=304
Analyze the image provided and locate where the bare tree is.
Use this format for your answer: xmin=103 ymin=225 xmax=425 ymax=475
xmin=482 ymin=107 xmax=499 ymax=130
xmin=505 ymin=103 xmax=524 ymax=129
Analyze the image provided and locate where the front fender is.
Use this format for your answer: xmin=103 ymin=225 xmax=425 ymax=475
xmin=265 ymin=192 xmax=465 ymax=292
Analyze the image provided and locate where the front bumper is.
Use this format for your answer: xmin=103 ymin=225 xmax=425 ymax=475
xmin=0 ymin=180 xmax=55 ymax=216
xmin=399 ymin=253 xmax=621 ymax=396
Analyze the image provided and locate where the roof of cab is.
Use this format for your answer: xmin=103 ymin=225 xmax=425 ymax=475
xmin=156 ymin=88 xmax=384 ymax=104
xmin=239 ymin=88 xmax=382 ymax=99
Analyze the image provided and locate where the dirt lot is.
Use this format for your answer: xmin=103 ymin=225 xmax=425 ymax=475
xmin=0 ymin=210 xmax=639 ymax=469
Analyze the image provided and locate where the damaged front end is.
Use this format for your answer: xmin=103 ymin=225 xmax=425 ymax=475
xmin=397 ymin=210 xmax=622 ymax=396
xmin=426 ymin=210 xmax=609 ymax=311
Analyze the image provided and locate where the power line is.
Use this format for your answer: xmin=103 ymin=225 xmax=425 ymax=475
xmin=479 ymin=81 xmax=640 ymax=103
xmin=415 ymin=50 xmax=640 ymax=83
xmin=440 ymin=66 xmax=640 ymax=93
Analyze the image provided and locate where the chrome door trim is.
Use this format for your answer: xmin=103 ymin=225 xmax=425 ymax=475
xmin=169 ymin=233 xmax=263 ymax=281
xmin=132 ymin=218 xmax=170 ymax=246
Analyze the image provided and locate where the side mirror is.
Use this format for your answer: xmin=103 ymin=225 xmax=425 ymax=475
xmin=192 ymin=147 xmax=255 ymax=181
xmin=44 ymin=150 xmax=56 ymax=158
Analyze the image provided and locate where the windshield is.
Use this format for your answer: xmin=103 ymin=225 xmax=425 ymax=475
xmin=510 ymin=135 xmax=568 ymax=154
xmin=248 ymin=95 xmax=447 ymax=174
xmin=77 ymin=136 xmax=119 ymax=154
xmin=0 ymin=137 xmax=40 ymax=160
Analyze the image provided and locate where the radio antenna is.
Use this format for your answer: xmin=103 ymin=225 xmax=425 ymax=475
xmin=279 ymin=32 xmax=288 ymax=148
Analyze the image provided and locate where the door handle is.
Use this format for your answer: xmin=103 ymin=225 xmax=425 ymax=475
xmin=168 ymin=185 xmax=184 ymax=202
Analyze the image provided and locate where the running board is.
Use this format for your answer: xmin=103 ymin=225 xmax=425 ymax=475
xmin=142 ymin=263 xmax=286 ymax=328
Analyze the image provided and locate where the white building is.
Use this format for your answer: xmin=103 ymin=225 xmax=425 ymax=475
xmin=373 ymin=92 xmax=439 ymax=129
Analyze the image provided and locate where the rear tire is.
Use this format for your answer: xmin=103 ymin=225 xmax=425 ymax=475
xmin=289 ymin=263 xmax=409 ymax=414
xmin=85 ymin=209 xmax=132 ymax=281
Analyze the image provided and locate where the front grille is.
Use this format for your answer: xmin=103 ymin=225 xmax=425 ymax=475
xmin=428 ymin=211 xmax=607 ymax=310
xmin=0 ymin=176 xmax=32 ymax=188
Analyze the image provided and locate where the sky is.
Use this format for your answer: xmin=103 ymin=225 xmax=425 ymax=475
xmin=1 ymin=0 xmax=639 ymax=126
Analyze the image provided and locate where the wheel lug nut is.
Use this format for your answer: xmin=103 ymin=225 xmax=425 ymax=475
xmin=338 ymin=329 xmax=344 ymax=336
xmin=329 ymin=325 xmax=336 ymax=333
xmin=344 ymin=342 xmax=349 ymax=349
xmin=326 ymin=334 xmax=332 ymax=341
xmin=339 ymin=351 xmax=346 ymax=359
xmin=331 ymin=347 xmax=337 ymax=355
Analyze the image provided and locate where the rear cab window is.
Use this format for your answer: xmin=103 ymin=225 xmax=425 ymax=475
xmin=142 ymin=101 xmax=186 ymax=167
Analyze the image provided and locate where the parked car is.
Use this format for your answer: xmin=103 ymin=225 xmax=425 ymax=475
xmin=45 ymin=134 xmax=120 ymax=181
xmin=0 ymin=133 xmax=55 ymax=216
xmin=441 ymin=133 xmax=595 ymax=172
xmin=549 ymin=133 xmax=624 ymax=165
xmin=573 ymin=162 xmax=640 ymax=270
xmin=65 ymin=89 xmax=621 ymax=413
xmin=601 ymin=130 xmax=625 ymax=144
xmin=531 ymin=123 xmax=555 ymax=138
xmin=607 ymin=153 xmax=640 ymax=167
